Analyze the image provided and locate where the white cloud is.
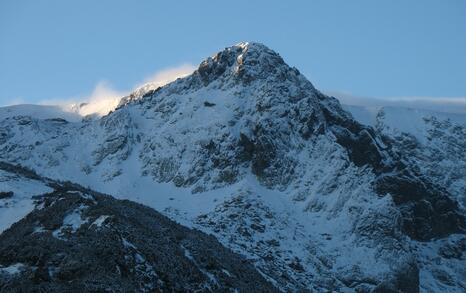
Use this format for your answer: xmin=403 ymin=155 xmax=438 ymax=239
xmin=326 ymin=91 xmax=466 ymax=114
xmin=138 ymin=64 xmax=196 ymax=89
xmin=36 ymin=64 xmax=196 ymax=117
xmin=36 ymin=81 xmax=124 ymax=117
xmin=74 ymin=81 xmax=124 ymax=116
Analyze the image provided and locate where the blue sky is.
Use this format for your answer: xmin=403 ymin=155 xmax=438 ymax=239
xmin=1 ymin=0 xmax=465 ymax=106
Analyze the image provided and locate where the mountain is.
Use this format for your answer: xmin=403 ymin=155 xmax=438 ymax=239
xmin=0 ymin=42 xmax=465 ymax=292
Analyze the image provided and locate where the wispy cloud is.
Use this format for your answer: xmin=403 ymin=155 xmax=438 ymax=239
xmin=74 ymin=81 xmax=124 ymax=116
xmin=327 ymin=91 xmax=466 ymax=114
xmin=36 ymin=64 xmax=196 ymax=117
xmin=138 ymin=64 xmax=196 ymax=89
xmin=36 ymin=81 xmax=124 ymax=117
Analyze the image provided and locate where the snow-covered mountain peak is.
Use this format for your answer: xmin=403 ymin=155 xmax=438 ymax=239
xmin=119 ymin=42 xmax=317 ymax=109
xmin=110 ymin=44 xmax=345 ymax=193
xmin=196 ymin=41 xmax=311 ymax=88
xmin=1 ymin=43 xmax=465 ymax=291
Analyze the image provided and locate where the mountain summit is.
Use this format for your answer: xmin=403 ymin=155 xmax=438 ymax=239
xmin=0 ymin=42 xmax=465 ymax=292
xmin=196 ymin=42 xmax=306 ymax=86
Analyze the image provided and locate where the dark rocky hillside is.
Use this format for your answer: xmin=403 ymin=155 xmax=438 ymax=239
xmin=0 ymin=163 xmax=277 ymax=292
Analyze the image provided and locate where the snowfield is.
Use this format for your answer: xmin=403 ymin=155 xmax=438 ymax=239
xmin=0 ymin=169 xmax=52 ymax=233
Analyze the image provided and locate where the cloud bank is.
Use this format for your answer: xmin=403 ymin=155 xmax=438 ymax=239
xmin=327 ymin=91 xmax=466 ymax=114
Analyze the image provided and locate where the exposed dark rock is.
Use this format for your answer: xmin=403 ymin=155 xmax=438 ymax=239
xmin=0 ymin=161 xmax=42 ymax=180
xmin=197 ymin=46 xmax=238 ymax=86
xmin=0 ymin=191 xmax=14 ymax=199
xmin=288 ymin=258 xmax=305 ymax=272
xmin=238 ymin=133 xmax=255 ymax=162
xmin=203 ymin=101 xmax=216 ymax=107
xmin=373 ymin=260 xmax=419 ymax=293
xmin=320 ymin=99 xmax=386 ymax=171
xmin=45 ymin=118 xmax=69 ymax=124
xmin=375 ymin=174 xmax=466 ymax=240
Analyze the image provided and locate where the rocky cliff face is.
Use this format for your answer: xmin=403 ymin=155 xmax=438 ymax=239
xmin=0 ymin=42 xmax=465 ymax=292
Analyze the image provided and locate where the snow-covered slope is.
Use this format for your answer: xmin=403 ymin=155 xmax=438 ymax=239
xmin=0 ymin=163 xmax=52 ymax=233
xmin=0 ymin=42 xmax=465 ymax=292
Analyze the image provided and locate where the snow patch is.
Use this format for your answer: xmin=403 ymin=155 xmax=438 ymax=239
xmin=52 ymin=204 xmax=89 ymax=239
xmin=90 ymin=215 xmax=110 ymax=228
xmin=0 ymin=263 xmax=25 ymax=275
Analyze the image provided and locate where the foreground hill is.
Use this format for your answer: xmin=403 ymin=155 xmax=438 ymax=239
xmin=0 ymin=162 xmax=277 ymax=292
